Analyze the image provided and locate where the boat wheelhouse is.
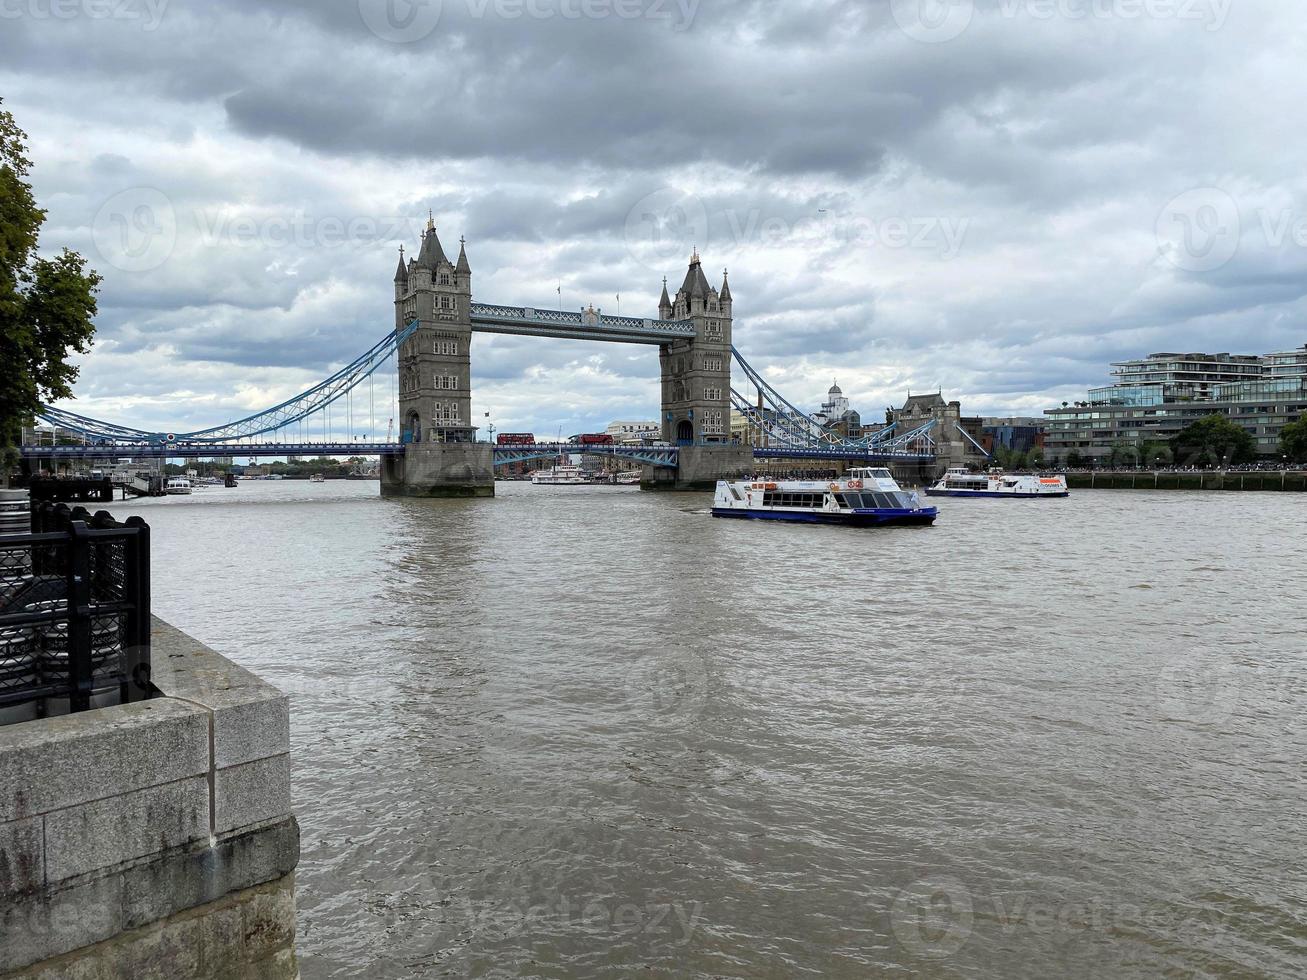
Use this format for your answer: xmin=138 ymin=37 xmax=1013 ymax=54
xmin=712 ymin=467 xmax=937 ymax=527
xmin=926 ymin=466 xmax=1069 ymax=498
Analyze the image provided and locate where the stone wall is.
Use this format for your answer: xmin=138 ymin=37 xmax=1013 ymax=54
xmin=0 ymin=619 xmax=298 ymax=978
xmin=1066 ymin=470 xmax=1307 ymax=491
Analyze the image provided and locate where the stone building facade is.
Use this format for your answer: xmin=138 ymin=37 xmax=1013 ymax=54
xmin=658 ymin=252 xmax=733 ymax=445
xmin=393 ymin=215 xmax=475 ymax=445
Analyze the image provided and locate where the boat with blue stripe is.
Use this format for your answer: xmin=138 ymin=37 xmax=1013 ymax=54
xmin=925 ymin=466 xmax=1070 ymax=498
xmin=712 ymin=467 xmax=937 ymax=527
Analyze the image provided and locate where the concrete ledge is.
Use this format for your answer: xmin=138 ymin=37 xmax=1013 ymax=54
xmin=3 ymin=870 xmax=298 ymax=980
xmin=0 ymin=619 xmax=298 ymax=975
xmin=0 ymin=700 xmax=209 ymax=823
xmin=150 ymin=619 xmax=289 ymax=770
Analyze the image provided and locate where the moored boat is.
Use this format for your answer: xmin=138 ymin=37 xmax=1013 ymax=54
xmin=925 ymin=466 xmax=1069 ymax=498
xmin=712 ymin=467 xmax=936 ymax=526
xmin=531 ymin=464 xmax=590 ymax=486
xmin=164 ymin=477 xmax=192 ymax=495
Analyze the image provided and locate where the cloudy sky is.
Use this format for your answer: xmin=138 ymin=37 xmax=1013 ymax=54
xmin=5 ymin=0 xmax=1305 ymax=438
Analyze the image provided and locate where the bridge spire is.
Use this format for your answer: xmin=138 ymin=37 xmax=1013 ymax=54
xmin=658 ymin=275 xmax=671 ymax=315
xmin=720 ymin=267 xmax=731 ymax=302
xmin=394 ymin=245 xmax=408 ymax=283
xmin=417 ymin=215 xmax=448 ymax=269
xmin=456 ymin=236 xmax=470 ymax=275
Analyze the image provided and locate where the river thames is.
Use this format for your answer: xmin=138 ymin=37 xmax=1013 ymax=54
xmin=114 ymin=480 xmax=1305 ymax=978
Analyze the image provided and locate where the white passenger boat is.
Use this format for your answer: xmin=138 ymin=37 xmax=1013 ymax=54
xmin=531 ymin=464 xmax=590 ymax=486
xmin=615 ymin=470 xmax=642 ymax=485
xmin=164 ymin=477 xmax=193 ymax=495
xmin=310 ymin=473 xmax=326 ymax=483
xmin=926 ymin=467 xmax=1069 ymax=498
xmin=712 ymin=467 xmax=937 ymax=527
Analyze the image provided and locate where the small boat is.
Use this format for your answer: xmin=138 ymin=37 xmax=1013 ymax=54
xmin=712 ymin=467 xmax=937 ymax=526
xmin=310 ymin=473 xmax=326 ymax=483
xmin=616 ymin=470 xmax=642 ymax=485
xmin=531 ymin=464 xmax=590 ymax=486
xmin=164 ymin=477 xmax=192 ymax=495
xmin=926 ymin=466 xmax=1069 ymax=498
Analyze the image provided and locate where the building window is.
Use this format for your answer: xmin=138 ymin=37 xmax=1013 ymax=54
xmin=701 ymin=409 xmax=724 ymax=435
xmin=440 ymin=295 xmax=454 ymax=311
xmin=438 ymin=273 xmax=450 ymax=285
xmin=704 ymin=357 xmax=723 ymax=372
xmin=435 ymin=338 xmax=460 ymax=356
xmin=704 ymin=387 xmax=723 ymax=401
xmin=705 ymin=320 xmax=722 ymax=339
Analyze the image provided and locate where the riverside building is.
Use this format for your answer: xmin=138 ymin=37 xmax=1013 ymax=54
xmin=1044 ymin=346 xmax=1307 ymax=463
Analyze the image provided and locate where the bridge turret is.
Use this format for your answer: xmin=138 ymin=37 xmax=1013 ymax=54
xmin=658 ymin=277 xmax=672 ymax=319
xmin=659 ymin=250 xmax=732 ymax=445
xmin=719 ymin=268 xmax=732 ymax=316
xmin=393 ymin=246 xmax=408 ymax=301
xmin=394 ymin=213 xmax=475 ymax=447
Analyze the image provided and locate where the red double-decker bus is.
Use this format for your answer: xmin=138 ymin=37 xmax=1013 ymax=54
xmin=577 ymin=433 xmax=614 ymax=446
xmin=496 ymin=433 xmax=535 ymax=445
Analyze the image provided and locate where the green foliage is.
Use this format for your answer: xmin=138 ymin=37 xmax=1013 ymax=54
xmin=0 ymin=99 xmax=101 ymax=469
xmin=1279 ymin=417 xmax=1307 ymax=463
xmin=1066 ymin=450 xmax=1084 ymax=469
xmin=1170 ymin=414 xmax=1256 ymax=467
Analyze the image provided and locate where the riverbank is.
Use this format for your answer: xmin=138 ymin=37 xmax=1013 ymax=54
xmin=1067 ymin=470 xmax=1307 ymax=491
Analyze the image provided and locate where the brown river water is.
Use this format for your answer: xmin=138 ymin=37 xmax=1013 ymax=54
xmin=113 ymin=480 xmax=1306 ymax=978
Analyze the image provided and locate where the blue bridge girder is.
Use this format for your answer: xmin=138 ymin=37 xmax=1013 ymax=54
xmin=493 ymin=443 xmax=678 ymax=468
xmin=469 ymin=303 xmax=696 ymax=345
xmin=20 ymin=442 xmax=405 ymax=461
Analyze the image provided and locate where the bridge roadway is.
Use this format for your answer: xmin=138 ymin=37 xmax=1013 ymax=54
xmin=21 ymin=442 xmax=934 ymax=464
xmin=468 ymin=304 xmax=697 ymax=344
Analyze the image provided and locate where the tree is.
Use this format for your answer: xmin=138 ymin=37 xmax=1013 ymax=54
xmin=1171 ymin=414 xmax=1256 ymax=467
xmin=1279 ymin=417 xmax=1307 ymax=463
xmin=0 ymin=100 xmax=101 ymax=484
xmin=1066 ymin=450 xmax=1084 ymax=469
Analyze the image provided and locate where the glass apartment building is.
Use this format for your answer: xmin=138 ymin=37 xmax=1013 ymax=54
xmin=1044 ymin=349 xmax=1307 ymax=463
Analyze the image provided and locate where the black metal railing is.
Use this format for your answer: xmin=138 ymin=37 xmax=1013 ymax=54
xmin=0 ymin=503 xmax=151 ymax=718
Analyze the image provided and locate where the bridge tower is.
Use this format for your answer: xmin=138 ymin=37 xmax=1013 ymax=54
xmin=381 ymin=215 xmax=494 ymax=497
xmin=650 ymin=252 xmax=753 ymax=488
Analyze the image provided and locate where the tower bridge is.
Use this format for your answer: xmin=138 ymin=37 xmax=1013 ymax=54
xmin=22 ymin=213 xmax=948 ymax=494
